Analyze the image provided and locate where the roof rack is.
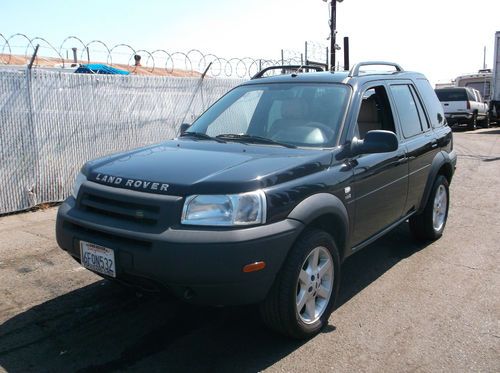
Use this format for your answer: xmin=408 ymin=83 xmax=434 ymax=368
xmin=251 ymin=65 xmax=324 ymax=80
xmin=348 ymin=61 xmax=404 ymax=77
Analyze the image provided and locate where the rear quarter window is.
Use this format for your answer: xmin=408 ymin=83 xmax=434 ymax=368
xmin=417 ymin=79 xmax=446 ymax=127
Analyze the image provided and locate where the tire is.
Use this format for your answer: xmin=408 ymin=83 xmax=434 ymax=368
xmin=259 ymin=228 xmax=341 ymax=339
xmin=479 ymin=115 xmax=490 ymax=128
xmin=467 ymin=113 xmax=477 ymax=130
xmin=409 ymin=175 xmax=449 ymax=241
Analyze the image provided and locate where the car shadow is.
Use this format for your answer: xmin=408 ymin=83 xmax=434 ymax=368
xmin=469 ymin=128 xmax=500 ymax=135
xmin=0 ymin=223 xmax=428 ymax=372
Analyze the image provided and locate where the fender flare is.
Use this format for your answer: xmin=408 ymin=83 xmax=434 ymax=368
xmin=287 ymin=193 xmax=349 ymax=257
xmin=417 ymin=151 xmax=453 ymax=214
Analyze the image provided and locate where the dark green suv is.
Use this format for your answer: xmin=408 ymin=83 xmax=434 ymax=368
xmin=56 ymin=62 xmax=457 ymax=338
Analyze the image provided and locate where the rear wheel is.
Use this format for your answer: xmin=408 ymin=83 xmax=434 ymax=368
xmin=467 ymin=113 xmax=477 ymax=130
xmin=259 ymin=228 xmax=340 ymax=339
xmin=479 ymin=115 xmax=490 ymax=128
xmin=409 ymin=175 xmax=449 ymax=241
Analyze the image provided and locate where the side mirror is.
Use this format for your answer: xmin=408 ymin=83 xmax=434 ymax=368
xmin=179 ymin=123 xmax=191 ymax=134
xmin=351 ymin=130 xmax=398 ymax=156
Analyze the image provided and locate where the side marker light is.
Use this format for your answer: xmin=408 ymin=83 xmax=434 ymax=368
xmin=243 ymin=261 xmax=266 ymax=273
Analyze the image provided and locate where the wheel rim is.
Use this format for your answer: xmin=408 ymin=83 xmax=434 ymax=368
xmin=295 ymin=246 xmax=334 ymax=324
xmin=432 ymin=184 xmax=448 ymax=232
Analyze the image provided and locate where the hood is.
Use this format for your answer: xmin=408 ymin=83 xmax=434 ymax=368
xmin=84 ymin=139 xmax=333 ymax=195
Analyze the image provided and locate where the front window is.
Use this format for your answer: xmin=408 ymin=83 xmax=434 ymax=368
xmin=188 ymin=83 xmax=351 ymax=148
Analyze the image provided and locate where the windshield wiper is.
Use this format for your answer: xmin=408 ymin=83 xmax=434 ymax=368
xmin=180 ymin=131 xmax=226 ymax=143
xmin=215 ymin=134 xmax=297 ymax=148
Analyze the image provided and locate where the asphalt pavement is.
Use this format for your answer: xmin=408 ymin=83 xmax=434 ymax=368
xmin=0 ymin=127 xmax=499 ymax=372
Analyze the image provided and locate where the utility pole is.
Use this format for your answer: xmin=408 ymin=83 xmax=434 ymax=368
xmin=330 ymin=0 xmax=337 ymax=71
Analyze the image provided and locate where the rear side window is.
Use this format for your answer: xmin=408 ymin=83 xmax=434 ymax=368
xmin=466 ymin=89 xmax=476 ymax=102
xmin=435 ymin=89 xmax=467 ymax=101
xmin=389 ymin=84 xmax=423 ymax=138
xmin=416 ymin=79 xmax=445 ymax=128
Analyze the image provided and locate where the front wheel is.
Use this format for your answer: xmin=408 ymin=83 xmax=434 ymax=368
xmin=259 ymin=229 xmax=340 ymax=339
xmin=409 ymin=175 xmax=450 ymax=241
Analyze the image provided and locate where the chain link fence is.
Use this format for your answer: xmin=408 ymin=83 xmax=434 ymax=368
xmin=0 ymin=68 xmax=243 ymax=214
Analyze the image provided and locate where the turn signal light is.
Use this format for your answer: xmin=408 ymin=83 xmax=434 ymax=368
xmin=243 ymin=261 xmax=266 ymax=273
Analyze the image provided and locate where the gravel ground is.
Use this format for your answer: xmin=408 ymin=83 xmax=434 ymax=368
xmin=0 ymin=127 xmax=499 ymax=373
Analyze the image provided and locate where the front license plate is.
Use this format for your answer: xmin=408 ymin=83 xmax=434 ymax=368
xmin=80 ymin=241 xmax=116 ymax=278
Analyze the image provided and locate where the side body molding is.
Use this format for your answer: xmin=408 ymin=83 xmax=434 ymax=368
xmin=287 ymin=193 xmax=350 ymax=258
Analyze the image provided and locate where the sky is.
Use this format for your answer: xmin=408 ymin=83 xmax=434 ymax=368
xmin=1 ymin=0 xmax=499 ymax=85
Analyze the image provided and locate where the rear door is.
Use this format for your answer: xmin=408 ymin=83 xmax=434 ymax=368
xmin=472 ymin=89 xmax=488 ymax=118
xmin=388 ymin=82 xmax=439 ymax=214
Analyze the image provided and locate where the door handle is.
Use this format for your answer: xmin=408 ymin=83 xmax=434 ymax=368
xmin=431 ymin=140 xmax=438 ymax=149
xmin=396 ymin=155 xmax=408 ymax=165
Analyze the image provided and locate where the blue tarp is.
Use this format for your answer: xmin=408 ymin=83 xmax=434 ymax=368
xmin=74 ymin=64 xmax=130 ymax=75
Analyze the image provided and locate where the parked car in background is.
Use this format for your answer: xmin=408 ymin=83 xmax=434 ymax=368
xmin=435 ymin=87 xmax=489 ymax=130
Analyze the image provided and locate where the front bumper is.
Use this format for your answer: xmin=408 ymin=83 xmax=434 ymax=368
xmin=56 ymin=197 xmax=303 ymax=306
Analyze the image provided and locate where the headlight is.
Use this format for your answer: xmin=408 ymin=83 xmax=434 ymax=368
xmin=181 ymin=190 xmax=267 ymax=226
xmin=71 ymin=172 xmax=87 ymax=199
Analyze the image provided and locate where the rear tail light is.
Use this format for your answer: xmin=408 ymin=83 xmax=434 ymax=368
xmin=467 ymin=100 xmax=471 ymax=110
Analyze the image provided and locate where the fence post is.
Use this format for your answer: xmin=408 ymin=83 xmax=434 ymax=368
xmin=179 ymin=62 xmax=213 ymax=128
xmin=304 ymin=41 xmax=308 ymax=66
xmin=25 ymin=44 xmax=40 ymax=206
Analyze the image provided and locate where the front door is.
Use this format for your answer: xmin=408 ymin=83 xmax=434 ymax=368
xmin=348 ymin=84 xmax=409 ymax=246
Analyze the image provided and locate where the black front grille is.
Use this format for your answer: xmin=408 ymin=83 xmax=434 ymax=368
xmin=76 ymin=182 xmax=183 ymax=233
xmin=80 ymin=193 xmax=160 ymax=225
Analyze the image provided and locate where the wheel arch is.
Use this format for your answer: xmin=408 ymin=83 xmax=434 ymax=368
xmin=287 ymin=193 xmax=349 ymax=261
xmin=417 ymin=151 xmax=454 ymax=214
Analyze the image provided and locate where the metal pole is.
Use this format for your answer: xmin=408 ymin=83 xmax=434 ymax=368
xmin=326 ymin=47 xmax=329 ymax=70
xmin=281 ymin=49 xmax=284 ymax=66
xmin=483 ymin=46 xmax=486 ymax=70
xmin=305 ymin=41 xmax=308 ymax=65
xmin=28 ymin=44 xmax=39 ymax=70
xmin=330 ymin=0 xmax=337 ymax=71
xmin=343 ymin=36 xmax=349 ymax=71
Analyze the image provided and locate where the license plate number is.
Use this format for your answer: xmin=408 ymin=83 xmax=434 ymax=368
xmin=80 ymin=241 xmax=116 ymax=278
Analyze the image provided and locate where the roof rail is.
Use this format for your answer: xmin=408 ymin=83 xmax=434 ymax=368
xmin=348 ymin=61 xmax=404 ymax=77
xmin=251 ymin=65 xmax=324 ymax=79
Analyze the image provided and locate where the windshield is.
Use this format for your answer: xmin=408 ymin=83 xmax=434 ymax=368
xmin=187 ymin=83 xmax=351 ymax=148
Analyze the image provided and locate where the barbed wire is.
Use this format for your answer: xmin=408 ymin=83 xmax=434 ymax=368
xmin=0 ymin=32 xmax=318 ymax=78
